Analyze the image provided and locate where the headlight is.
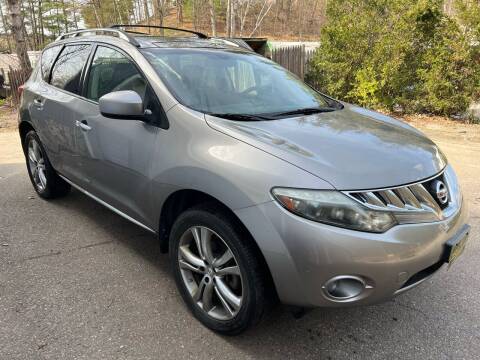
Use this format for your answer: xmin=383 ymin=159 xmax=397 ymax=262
xmin=444 ymin=165 xmax=462 ymax=207
xmin=271 ymin=188 xmax=397 ymax=233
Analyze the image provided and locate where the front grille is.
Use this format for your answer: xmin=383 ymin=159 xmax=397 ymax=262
xmin=345 ymin=170 xmax=459 ymax=223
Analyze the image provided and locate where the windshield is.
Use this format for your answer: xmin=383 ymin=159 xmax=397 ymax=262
xmin=141 ymin=48 xmax=339 ymax=117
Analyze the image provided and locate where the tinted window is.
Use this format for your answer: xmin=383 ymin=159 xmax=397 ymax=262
xmin=41 ymin=46 xmax=62 ymax=82
xmin=50 ymin=44 xmax=91 ymax=94
xmin=141 ymin=48 xmax=335 ymax=116
xmin=87 ymin=46 xmax=167 ymax=128
xmin=86 ymin=46 xmax=147 ymax=102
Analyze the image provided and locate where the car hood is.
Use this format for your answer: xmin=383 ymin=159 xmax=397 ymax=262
xmin=205 ymin=104 xmax=447 ymax=190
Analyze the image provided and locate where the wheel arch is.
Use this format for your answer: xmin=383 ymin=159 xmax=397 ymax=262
xmin=158 ymin=188 xmax=278 ymax=299
xmin=19 ymin=120 xmax=36 ymax=151
xmin=159 ymin=189 xmax=248 ymax=252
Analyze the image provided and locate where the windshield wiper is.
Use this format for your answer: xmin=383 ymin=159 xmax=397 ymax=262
xmin=209 ymin=113 xmax=273 ymax=121
xmin=209 ymin=107 xmax=336 ymax=121
xmin=269 ymin=107 xmax=336 ymax=118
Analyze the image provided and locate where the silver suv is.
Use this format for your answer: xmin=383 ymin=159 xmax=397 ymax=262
xmin=19 ymin=26 xmax=470 ymax=335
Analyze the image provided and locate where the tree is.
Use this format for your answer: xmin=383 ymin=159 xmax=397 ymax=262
xmin=6 ymin=0 xmax=31 ymax=71
xmin=306 ymin=0 xmax=480 ymax=116
xmin=208 ymin=0 xmax=216 ymax=35
xmin=0 ymin=1 xmax=12 ymax=52
xmin=249 ymin=0 xmax=274 ymax=37
xmin=81 ymin=0 xmax=135 ymax=28
xmin=455 ymin=0 xmax=480 ymax=42
xmin=0 ymin=0 xmax=331 ymax=52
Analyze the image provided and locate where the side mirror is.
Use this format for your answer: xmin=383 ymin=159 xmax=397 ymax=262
xmin=99 ymin=90 xmax=145 ymax=119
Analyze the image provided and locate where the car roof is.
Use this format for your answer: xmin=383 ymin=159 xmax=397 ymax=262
xmin=133 ymin=36 xmax=252 ymax=51
xmin=142 ymin=36 xmax=251 ymax=50
xmin=50 ymin=28 xmax=254 ymax=53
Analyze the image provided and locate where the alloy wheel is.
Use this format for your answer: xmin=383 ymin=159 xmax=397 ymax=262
xmin=178 ymin=226 xmax=244 ymax=320
xmin=27 ymin=138 xmax=47 ymax=192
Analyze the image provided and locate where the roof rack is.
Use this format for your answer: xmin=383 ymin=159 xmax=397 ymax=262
xmin=110 ymin=25 xmax=209 ymax=39
xmin=55 ymin=28 xmax=140 ymax=47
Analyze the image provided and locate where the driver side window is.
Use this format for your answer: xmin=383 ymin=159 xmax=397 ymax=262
xmin=86 ymin=46 xmax=147 ymax=102
xmin=86 ymin=45 xmax=168 ymax=129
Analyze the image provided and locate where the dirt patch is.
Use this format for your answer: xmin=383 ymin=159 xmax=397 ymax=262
xmin=0 ymin=106 xmax=18 ymax=132
xmin=400 ymin=114 xmax=480 ymax=144
xmin=0 ymin=131 xmax=22 ymax=164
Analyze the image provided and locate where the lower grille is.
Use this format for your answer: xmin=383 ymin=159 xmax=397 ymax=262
xmin=394 ymin=260 xmax=445 ymax=295
xmin=400 ymin=260 xmax=444 ymax=289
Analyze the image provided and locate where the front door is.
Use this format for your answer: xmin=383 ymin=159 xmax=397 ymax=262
xmin=75 ymin=45 xmax=165 ymax=228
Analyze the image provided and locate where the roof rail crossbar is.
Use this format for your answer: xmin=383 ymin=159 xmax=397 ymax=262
xmin=55 ymin=28 xmax=140 ymax=47
xmin=110 ymin=25 xmax=209 ymax=39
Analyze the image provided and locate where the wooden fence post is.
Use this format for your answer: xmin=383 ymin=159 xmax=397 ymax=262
xmin=270 ymin=44 xmax=315 ymax=82
xmin=7 ymin=67 xmax=32 ymax=107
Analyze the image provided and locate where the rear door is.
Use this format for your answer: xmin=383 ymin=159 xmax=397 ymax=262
xmin=74 ymin=44 xmax=167 ymax=227
xmin=25 ymin=45 xmax=63 ymax=167
xmin=38 ymin=43 xmax=93 ymax=182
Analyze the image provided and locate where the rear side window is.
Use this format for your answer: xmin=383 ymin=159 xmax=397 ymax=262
xmin=50 ymin=44 xmax=91 ymax=94
xmin=40 ymin=46 xmax=62 ymax=82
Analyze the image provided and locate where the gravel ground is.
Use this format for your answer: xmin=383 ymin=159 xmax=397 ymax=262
xmin=0 ymin=118 xmax=479 ymax=359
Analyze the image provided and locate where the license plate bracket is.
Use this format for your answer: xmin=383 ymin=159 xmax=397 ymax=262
xmin=443 ymin=224 xmax=470 ymax=267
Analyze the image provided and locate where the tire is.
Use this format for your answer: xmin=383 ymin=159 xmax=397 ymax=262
xmin=169 ymin=204 xmax=271 ymax=335
xmin=23 ymin=130 xmax=70 ymax=199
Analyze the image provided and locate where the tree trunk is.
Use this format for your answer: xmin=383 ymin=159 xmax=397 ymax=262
xmin=55 ymin=6 xmax=61 ymax=37
xmin=143 ymin=0 xmax=151 ymax=31
xmin=131 ymin=0 xmax=138 ymax=24
xmin=239 ymin=0 xmax=251 ymax=36
xmin=38 ymin=0 xmax=45 ymax=46
xmin=61 ymin=0 xmax=69 ymax=33
xmin=19 ymin=0 xmax=33 ymax=49
xmin=6 ymin=0 xmax=31 ymax=71
xmin=71 ymin=0 xmax=79 ymax=30
xmin=249 ymin=0 xmax=274 ymax=37
xmin=112 ymin=0 xmax=124 ymax=24
xmin=92 ymin=1 xmax=102 ymax=27
xmin=156 ymin=0 xmax=166 ymax=34
xmin=27 ymin=0 xmax=38 ymax=50
xmin=230 ymin=0 xmax=236 ymax=37
xmin=176 ymin=0 xmax=183 ymax=26
xmin=0 ymin=2 xmax=12 ymax=53
xmin=208 ymin=0 xmax=216 ymax=36
xmin=226 ymin=0 xmax=231 ymax=36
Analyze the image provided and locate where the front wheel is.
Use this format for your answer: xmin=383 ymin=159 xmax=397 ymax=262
xmin=170 ymin=205 xmax=271 ymax=335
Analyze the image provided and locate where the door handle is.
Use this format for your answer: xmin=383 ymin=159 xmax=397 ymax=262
xmin=75 ymin=120 xmax=92 ymax=132
xmin=33 ymin=98 xmax=44 ymax=108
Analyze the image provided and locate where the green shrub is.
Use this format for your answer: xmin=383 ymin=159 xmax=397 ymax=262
xmin=455 ymin=0 xmax=480 ymax=41
xmin=306 ymin=0 xmax=480 ymax=116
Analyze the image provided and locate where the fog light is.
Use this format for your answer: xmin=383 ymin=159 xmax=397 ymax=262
xmin=323 ymin=276 xmax=366 ymax=300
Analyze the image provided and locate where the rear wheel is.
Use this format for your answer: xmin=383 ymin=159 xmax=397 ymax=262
xmin=170 ymin=205 xmax=270 ymax=335
xmin=24 ymin=131 xmax=70 ymax=199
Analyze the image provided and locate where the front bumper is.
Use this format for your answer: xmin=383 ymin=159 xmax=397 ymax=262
xmin=235 ymin=199 xmax=469 ymax=308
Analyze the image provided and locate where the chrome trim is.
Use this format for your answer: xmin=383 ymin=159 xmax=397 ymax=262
xmin=59 ymin=175 xmax=156 ymax=234
xmin=345 ymin=168 xmax=446 ymax=193
xmin=344 ymin=167 xmax=461 ymax=223
xmin=321 ymin=275 xmax=374 ymax=303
